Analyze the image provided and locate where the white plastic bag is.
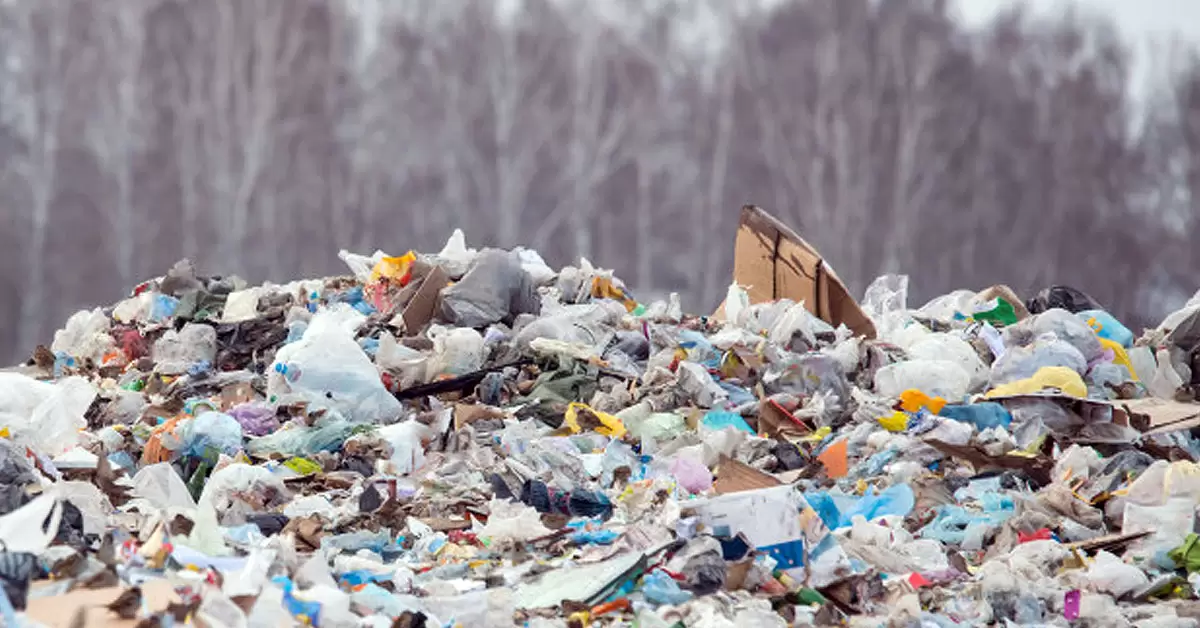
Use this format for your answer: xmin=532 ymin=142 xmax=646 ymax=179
xmin=153 ymin=323 xmax=218 ymax=373
xmin=475 ymin=498 xmax=552 ymax=542
xmin=198 ymin=463 xmax=288 ymax=525
xmin=425 ymin=326 xmax=485 ymax=380
xmin=269 ymin=310 xmax=401 ymax=423
xmin=0 ymin=373 xmax=95 ymax=457
xmin=1150 ymin=348 xmax=1187 ymax=399
xmin=1085 ymin=550 xmax=1149 ymax=598
xmin=906 ymin=333 xmax=989 ymax=392
xmin=0 ymin=489 xmax=62 ymax=554
xmin=51 ymin=308 xmax=113 ymax=361
xmin=377 ymin=420 xmax=433 ymax=475
xmin=132 ymin=462 xmax=198 ymax=511
xmin=874 ymin=360 xmax=970 ymax=400
xmin=376 ymin=334 xmax=427 ymax=388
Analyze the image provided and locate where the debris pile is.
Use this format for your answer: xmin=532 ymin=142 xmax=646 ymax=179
xmin=4 ymin=205 xmax=1200 ymax=627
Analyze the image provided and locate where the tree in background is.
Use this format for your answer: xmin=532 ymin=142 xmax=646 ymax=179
xmin=0 ymin=0 xmax=1195 ymax=363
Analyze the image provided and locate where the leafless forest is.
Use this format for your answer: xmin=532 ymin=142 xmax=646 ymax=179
xmin=1 ymin=0 xmax=1198 ymax=364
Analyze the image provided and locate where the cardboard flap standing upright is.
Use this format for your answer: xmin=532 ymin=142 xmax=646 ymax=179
xmin=714 ymin=205 xmax=876 ymax=339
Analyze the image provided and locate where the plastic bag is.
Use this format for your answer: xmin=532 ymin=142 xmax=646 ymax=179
xmin=198 ymin=463 xmax=289 ymax=525
xmin=424 ymin=326 xmax=484 ymax=381
xmin=1003 ymin=309 xmax=1104 ymax=363
xmin=1150 ymin=348 xmax=1187 ymax=399
xmin=430 ymin=229 xmax=478 ymax=278
xmin=938 ymin=403 xmax=1011 ymax=431
xmin=670 ymin=457 xmax=713 ymax=495
xmin=475 ymin=498 xmax=552 ymax=542
xmin=514 ymin=247 xmax=556 ymax=285
xmin=153 ymin=323 xmax=218 ymax=373
xmin=247 ymin=418 xmax=359 ymax=457
xmin=989 ymin=335 xmax=1088 ymax=387
xmin=862 ymin=274 xmax=910 ymax=339
xmin=51 ymin=308 xmax=113 ymax=361
xmin=178 ymin=411 xmax=245 ymax=458
xmin=642 ymin=570 xmax=693 ymax=606
xmin=440 ymin=249 xmax=538 ymax=327
xmin=377 ymin=420 xmax=433 ymax=475
xmin=875 ymin=360 xmax=970 ymax=401
xmin=132 ymin=462 xmax=198 ymax=511
xmin=0 ymin=373 xmax=95 ymax=457
xmin=1026 ymin=285 xmax=1102 ymax=315
xmin=269 ymin=310 xmax=401 ymax=423
xmin=906 ymin=333 xmax=989 ymax=392
xmin=806 ymin=484 xmax=915 ymax=530
xmin=0 ymin=489 xmax=62 ymax=554
xmin=228 ymin=403 xmax=281 ymax=437
xmin=1084 ymin=550 xmax=1149 ymax=598
xmin=1078 ymin=309 xmax=1133 ymax=348
xmin=767 ymin=301 xmax=820 ymax=348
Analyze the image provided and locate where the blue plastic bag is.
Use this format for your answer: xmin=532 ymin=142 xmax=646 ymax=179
xmin=1078 ymin=309 xmax=1133 ymax=348
xmin=701 ymin=411 xmax=755 ymax=434
xmin=938 ymin=403 xmax=1012 ymax=431
xmin=805 ymin=484 xmax=915 ymax=530
xmin=642 ymin=569 xmax=693 ymax=606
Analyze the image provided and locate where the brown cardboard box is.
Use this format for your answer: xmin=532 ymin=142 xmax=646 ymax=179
xmin=713 ymin=205 xmax=876 ymax=339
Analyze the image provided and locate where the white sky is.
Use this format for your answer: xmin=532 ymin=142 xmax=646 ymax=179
xmin=957 ymin=0 xmax=1200 ymax=102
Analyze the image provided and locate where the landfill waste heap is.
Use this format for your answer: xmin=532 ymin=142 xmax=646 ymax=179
xmin=3 ymin=205 xmax=1200 ymax=627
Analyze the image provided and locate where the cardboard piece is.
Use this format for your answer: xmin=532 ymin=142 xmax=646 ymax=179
xmin=684 ymin=485 xmax=854 ymax=588
xmin=27 ymin=580 xmax=179 ymax=627
xmin=1122 ymin=398 xmax=1200 ymax=433
xmin=713 ymin=455 xmax=782 ymax=495
xmin=387 ymin=265 xmax=450 ymax=335
xmin=924 ymin=439 xmax=1053 ymax=486
xmin=758 ymin=399 xmax=811 ymax=440
xmin=713 ymin=205 xmax=875 ymax=338
xmin=454 ymin=403 xmax=505 ymax=431
xmin=220 ymin=382 xmax=257 ymax=410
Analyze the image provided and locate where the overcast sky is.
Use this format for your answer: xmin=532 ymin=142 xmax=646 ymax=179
xmin=957 ymin=0 xmax=1200 ymax=102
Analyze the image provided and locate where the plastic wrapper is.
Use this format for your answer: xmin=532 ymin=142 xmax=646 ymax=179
xmin=440 ymin=249 xmax=539 ymax=327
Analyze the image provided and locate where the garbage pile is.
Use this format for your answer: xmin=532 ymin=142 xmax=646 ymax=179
xmin=5 ymin=205 xmax=1200 ymax=627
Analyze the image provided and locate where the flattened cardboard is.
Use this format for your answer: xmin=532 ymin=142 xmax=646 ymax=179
xmin=713 ymin=205 xmax=876 ymax=339
xmin=398 ymin=265 xmax=449 ymax=335
xmin=713 ymin=455 xmax=781 ymax=494
xmin=27 ymin=580 xmax=179 ymax=627
xmin=758 ymin=399 xmax=811 ymax=440
xmin=1122 ymin=398 xmax=1200 ymax=432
